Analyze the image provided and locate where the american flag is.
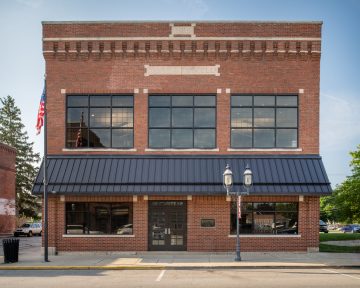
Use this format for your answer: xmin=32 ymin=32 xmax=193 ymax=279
xmin=36 ymin=85 xmax=46 ymax=135
xmin=237 ymin=196 xmax=242 ymax=219
xmin=75 ymin=112 xmax=84 ymax=147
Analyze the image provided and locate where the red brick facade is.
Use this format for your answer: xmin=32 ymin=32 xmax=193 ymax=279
xmin=0 ymin=143 xmax=16 ymax=235
xmin=46 ymin=195 xmax=319 ymax=252
xmin=41 ymin=21 xmax=323 ymax=253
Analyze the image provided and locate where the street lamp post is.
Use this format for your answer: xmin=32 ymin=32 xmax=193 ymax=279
xmin=223 ymin=164 xmax=253 ymax=261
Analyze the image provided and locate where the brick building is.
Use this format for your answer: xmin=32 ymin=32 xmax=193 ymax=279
xmin=32 ymin=21 xmax=331 ymax=254
xmin=0 ymin=142 xmax=16 ymax=235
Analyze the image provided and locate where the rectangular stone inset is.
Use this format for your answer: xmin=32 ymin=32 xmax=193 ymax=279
xmin=170 ymin=24 xmax=195 ymax=37
xmin=144 ymin=64 xmax=220 ymax=76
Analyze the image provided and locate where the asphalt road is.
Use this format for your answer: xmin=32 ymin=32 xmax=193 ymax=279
xmin=0 ymin=268 xmax=359 ymax=288
xmin=0 ymin=236 xmax=41 ymax=256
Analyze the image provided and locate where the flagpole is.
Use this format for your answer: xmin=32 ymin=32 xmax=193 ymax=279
xmin=43 ymin=76 xmax=49 ymax=262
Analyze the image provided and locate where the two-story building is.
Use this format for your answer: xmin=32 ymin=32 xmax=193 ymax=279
xmin=32 ymin=21 xmax=331 ymax=254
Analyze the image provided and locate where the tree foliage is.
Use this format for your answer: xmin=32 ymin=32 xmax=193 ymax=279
xmin=0 ymin=95 xmax=41 ymax=218
xmin=321 ymin=145 xmax=360 ymax=224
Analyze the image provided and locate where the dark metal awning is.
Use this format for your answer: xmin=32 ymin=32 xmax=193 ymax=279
xmin=32 ymin=155 xmax=332 ymax=196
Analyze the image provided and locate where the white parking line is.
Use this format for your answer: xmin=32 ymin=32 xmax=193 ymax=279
xmin=322 ymin=269 xmax=360 ymax=280
xmin=156 ymin=270 xmax=166 ymax=282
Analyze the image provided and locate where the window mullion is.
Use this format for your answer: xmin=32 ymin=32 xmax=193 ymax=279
xmin=252 ymin=96 xmax=254 ymax=148
xmin=192 ymin=106 xmax=195 ymax=148
xmin=170 ymin=96 xmax=172 ymax=148
xmin=109 ymin=204 xmax=112 ymax=235
xmin=110 ymin=95 xmax=112 ymax=148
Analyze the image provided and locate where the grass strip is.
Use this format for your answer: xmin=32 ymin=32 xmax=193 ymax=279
xmin=320 ymin=232 xmax=360 ymax=242
xmin=319 ymin=243 xmax=360 ymax=253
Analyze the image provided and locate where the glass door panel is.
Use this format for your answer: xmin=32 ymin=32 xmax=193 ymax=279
xmin=149 ymin=201 xmax=187 ymax=251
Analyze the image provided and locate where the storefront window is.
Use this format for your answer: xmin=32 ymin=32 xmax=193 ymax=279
xmin=65 ymin=202 xmax=133 ymax=235
xmin=230 ymin=202 xmax=298 ymax=235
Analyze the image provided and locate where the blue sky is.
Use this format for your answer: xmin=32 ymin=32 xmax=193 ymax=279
xmin=0 ymin=0 xmax=359 ymax=187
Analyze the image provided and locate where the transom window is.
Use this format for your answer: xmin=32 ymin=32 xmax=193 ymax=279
xmin=66 ymin=95 xmax=134 ymax=148
xmin=65 ymin=202 xmax=133 ymax=235
xmin=231 ymin=95 xmax=298 ymax=148
xmin=148 ymin=95 xmax=216 ymax=149
xmin=230 ymin=202 xmax=298 ymax=235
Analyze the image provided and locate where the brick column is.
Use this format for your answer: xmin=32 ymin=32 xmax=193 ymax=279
xmin=217 ymin=88 xmax=230 ymax=152
xmin=134 ymin=88 xmax=148 ymax=153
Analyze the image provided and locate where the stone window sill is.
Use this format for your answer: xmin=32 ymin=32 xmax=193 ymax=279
xmin=228 ymin=234 xmax=301 ymax=238
xmin=62 ymin=148 xmax=137 ymax=152
xmin=62 ymin=234 xmax=135 ymax=238
xmin=145 ymin=148 xmax=219 ymax=152
xmin=227 ymin=148 xmax=302 ymax=152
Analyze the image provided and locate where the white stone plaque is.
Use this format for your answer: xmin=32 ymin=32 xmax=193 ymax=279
xmin=144 ymin=64 xmax=220 ymax=76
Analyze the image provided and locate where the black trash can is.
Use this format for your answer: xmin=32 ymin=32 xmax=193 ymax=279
xmin=2 ymin=238 xmax=19 ymax=263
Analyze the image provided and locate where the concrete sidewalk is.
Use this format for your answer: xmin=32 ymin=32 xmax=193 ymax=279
xmin=0 ymin=250 xmax=359 ymax=270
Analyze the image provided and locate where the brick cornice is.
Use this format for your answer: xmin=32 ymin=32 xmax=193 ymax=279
xmin=42 ymin=21 xmax=322 ymax=38
xmin=43 ymin=39 xmax=321 ymax=60
xmin=0 ymin=142 xmax=16 ymax=155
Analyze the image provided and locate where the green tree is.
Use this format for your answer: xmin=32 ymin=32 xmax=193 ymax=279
xmin=321 ymin=145 xmax=360 ymax=223
xmin=320 ymin=196 xmax=337 ymax=222
xmin=0 ymin=95 xmax=41 ymax=218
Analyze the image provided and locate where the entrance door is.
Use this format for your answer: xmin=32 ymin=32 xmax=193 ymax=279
xmin=148 ymin=201 xmax=187 ymax=251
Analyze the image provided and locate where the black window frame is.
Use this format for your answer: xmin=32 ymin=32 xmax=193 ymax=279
xmin=148 ymin=94 xmax=217 ymax=149
xmin=65 ymin=94 xmax=134 ymax=149
xmin=230 ymin=94 xmax=299 ymax=149
xmin=230 ymin=202 xmax=299 ymax=235
xmin=65 ymin=202 xmax=133 ymax=235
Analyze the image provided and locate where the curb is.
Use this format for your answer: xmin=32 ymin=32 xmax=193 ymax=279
xmin=0 ymin=265 xmax=359 ymax=270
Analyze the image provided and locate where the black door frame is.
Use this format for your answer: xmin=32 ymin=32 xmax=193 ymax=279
xmin=148 ymin=200 xmax=187 ymax=251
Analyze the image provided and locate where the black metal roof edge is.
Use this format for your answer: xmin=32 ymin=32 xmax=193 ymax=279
xmin=32 ymin=191 xmax=331 ymax=196
xmin=33 ymin=182 xmax=332 ymax=186
xmin=45 ymin=154 xmax=323 ymax=160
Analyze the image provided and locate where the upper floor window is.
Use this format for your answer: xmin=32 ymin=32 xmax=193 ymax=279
xmin=148 ymin=95 xmax=216 ymax=149
xmin=231 ymin=95 xmax=298 ymax=148
xmin=66 ymin=95 xmax=133 ymax=148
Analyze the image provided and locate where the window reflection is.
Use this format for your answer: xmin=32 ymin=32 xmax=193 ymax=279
xmin=89 ymin=129 xmax=110 ymax=147
xmin=148 ymin=95 xmax=216 ymax=149
xmin=90 ymin=108 xmax=111 ymax=128
xmin=231 ymin=129 xmax=252 ymax=148
xmin=231 ymin=108 xmax=252 ymax=128
xmin=172 ymin=129 xmax=193 ymax=148
xmin=254 ymin=108 xmax=275 ymax=127
xmin=194 ymin=108 xmax=215 ymax=127
xmin=230 ymin=202 xmax=298 ymax=235
xmin=112 ymin=108 xmax=133 ymax=128
xmin=112 ymin=129 xmax=133 ymax=148
xmin=66 ymin=95 xmax=133 ymax=148
xmin=65 ymin=202 xmax=133 ymax=235
xmin=172 ymin=108 xmax=193 ymax=127
xmin=231 ymin=95 xmax=298 ymax=148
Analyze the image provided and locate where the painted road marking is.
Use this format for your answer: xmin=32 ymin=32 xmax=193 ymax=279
xmin=322 ymin=269 xmax=360 ymax=280
xmin=156 ymin=270 xmax=166 ymax=282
